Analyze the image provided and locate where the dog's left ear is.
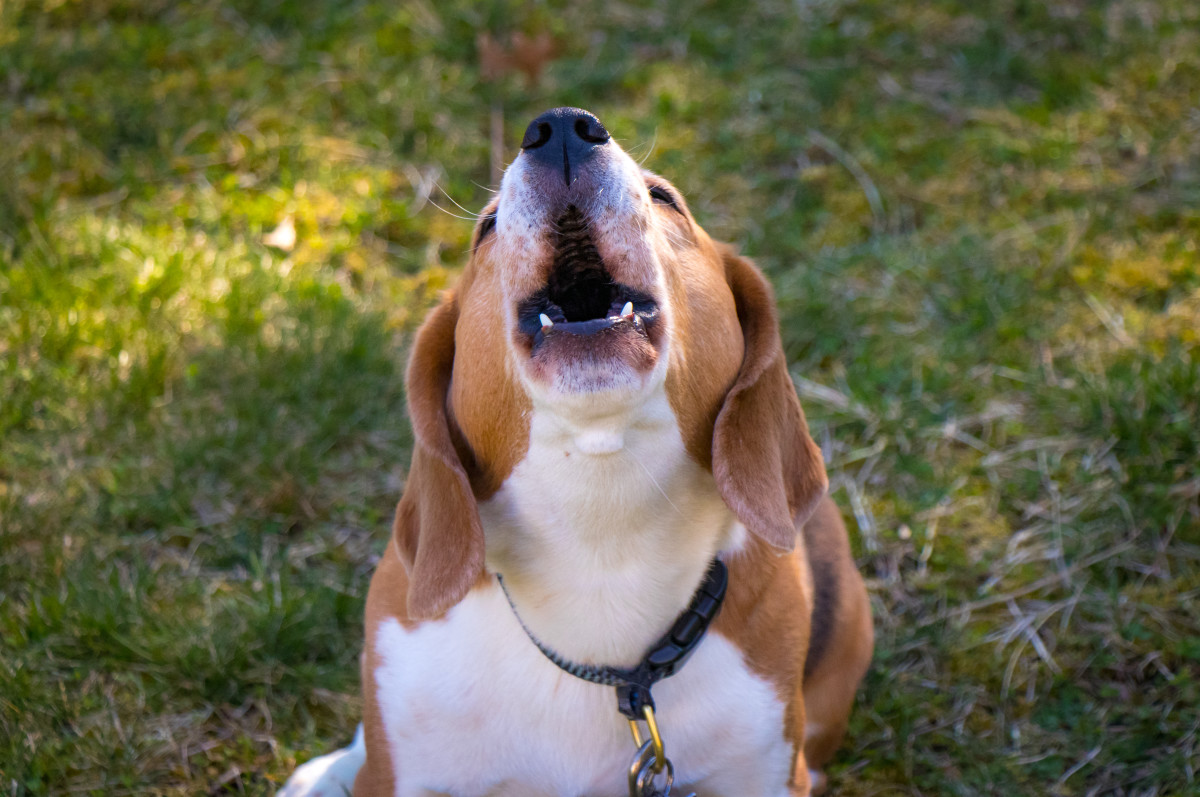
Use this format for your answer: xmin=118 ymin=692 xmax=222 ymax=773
xmin=712 ymin=250 xmax=829 ymax=551
xmin=391 ymin=295 xmax=487 ymax=620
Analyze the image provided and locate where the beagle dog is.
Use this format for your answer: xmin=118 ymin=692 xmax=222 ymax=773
xmin=281 ymin=108 xmax=873 ymax=797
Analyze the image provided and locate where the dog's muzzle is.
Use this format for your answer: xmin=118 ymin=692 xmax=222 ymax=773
xmin=510 ymin=108 xmax=664 ymax=368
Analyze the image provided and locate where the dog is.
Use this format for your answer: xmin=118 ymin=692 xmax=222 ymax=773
xmin=281 ymin=107 xmax=873 ymax=797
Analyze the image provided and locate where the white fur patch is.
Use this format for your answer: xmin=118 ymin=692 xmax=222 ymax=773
xmin=373 ymin=592 xmax=792 ymax=797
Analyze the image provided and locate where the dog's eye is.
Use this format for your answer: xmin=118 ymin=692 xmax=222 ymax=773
xmin=475 ymin=210 xmax=497 ymax=249
xmin=648 ymin=185 xmax=681 ymax=213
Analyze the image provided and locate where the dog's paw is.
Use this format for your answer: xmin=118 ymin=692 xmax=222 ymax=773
xmin=279 ymin=725 xmax=365 ymax=797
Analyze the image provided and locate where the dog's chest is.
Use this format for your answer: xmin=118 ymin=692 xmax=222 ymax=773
xmin=372 ymin=393 xmax=793 ymax=795
xmin=372 ymin=586 xmax=792 ymax=797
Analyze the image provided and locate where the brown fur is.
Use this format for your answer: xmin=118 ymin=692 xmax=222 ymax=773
xmin=713 ymin=534 xmax=813 ymax=794
xmin=447 ymin=255 xmax=532 ymax=499
xmin=798 ymin=499 xmax=874 ymax=784
xmin=391 ymin=256 xmax=533 ymax=622
xmin=354 ymin=546 xmax=407 ymax=797
xmin=661 ymin=241 xmax=746 ymax=469
xmin=713 ymin=496 xmax=873 ymax=795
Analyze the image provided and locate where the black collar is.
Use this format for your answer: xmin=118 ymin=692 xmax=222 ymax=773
xmin=497 ymin=558 xmax=728 ymax=719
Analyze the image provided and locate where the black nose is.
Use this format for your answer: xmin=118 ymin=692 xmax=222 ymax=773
xmin=520 ymin=107 xmax=610 ymax=186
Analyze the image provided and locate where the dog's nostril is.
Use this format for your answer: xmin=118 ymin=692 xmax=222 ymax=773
xmin=521 ymin=121 xmax=553 ymax=150
xmin=574 ymin=117 xmax=609 ymax=144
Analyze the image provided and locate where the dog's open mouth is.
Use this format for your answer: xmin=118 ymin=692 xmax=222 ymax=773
xmin=516 ymin=206 xmax=660 ymax=354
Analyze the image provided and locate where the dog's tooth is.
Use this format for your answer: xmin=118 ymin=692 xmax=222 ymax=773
xmin=539 ymin=313 xmax=554 ymax=330
xmin=621 ymin=301 xmax=634 ymax=318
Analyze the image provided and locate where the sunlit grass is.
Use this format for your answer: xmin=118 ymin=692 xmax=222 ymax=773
xmin=2 ymin=0 xmax=1198 ymax=794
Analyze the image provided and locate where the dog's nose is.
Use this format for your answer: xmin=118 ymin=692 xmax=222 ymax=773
xmin=520 ymin=107 xmax=610 ymax=186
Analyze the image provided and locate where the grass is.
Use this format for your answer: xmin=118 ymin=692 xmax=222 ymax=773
xmin=1 ymin=0 xmax=1198 ymax=794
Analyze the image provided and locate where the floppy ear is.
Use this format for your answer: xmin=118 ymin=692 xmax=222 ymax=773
xmin=712 ymin=250 xmax=829 ymax=551
xmin=392 ymin=295 xmax=486 ymax=620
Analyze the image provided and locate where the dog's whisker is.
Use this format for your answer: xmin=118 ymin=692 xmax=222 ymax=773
xmin=635 ymin=132 xmax=658 ymax=166
xmin=426 ymin=200 xmax=485 ymax=223
xmin=658 ymin=227 xmax=691 ymax=250
xmin=629 ymin=452 xmax=686 ymax=518
xmin=432 ymin=181 xmax=488 ymax=219
xmin=474 ymin=232 xmax=499 ymax=253
xmin=664 ymin=226 xmax=689 ymax=244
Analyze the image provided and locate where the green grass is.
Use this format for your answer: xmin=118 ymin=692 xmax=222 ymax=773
xmin=2 ymin=0 xmax=1198 ymax=794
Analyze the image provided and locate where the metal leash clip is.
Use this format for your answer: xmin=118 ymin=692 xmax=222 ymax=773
xmin=626 ymin=705 xmax=695 ymax=797
xmin=627 ymin=737 xmax=674 ymax=797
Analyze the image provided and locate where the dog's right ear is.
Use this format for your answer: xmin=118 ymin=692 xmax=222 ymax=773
xmin=711 ymin=250 xmax=829 ymax=552
xmin=392 ymin=295 xmax=486 ymax=620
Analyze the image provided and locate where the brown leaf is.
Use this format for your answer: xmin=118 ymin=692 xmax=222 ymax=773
xmin=477 ymin=31 xmax=560 ymax=87
xmin=509 ymin=31 xmax=560 ymax=87
xmin=477 ymin=33 xmax=511 ymax=82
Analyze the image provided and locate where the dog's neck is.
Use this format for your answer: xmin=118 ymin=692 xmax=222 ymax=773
xmin=478 ymin=378 xmax=741 ymax=668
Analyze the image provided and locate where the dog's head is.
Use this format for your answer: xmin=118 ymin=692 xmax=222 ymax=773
xmin=396 ymin=108 xmax=828 ymax=618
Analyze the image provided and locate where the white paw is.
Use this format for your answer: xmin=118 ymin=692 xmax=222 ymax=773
xmin=279 ymin=725 xmax=366 ymax=797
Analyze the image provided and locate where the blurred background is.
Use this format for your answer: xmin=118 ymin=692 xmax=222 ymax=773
xmin=1 ymin=1 xmax=1198 ymax=794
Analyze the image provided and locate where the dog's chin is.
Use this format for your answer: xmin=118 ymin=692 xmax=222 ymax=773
xmin=521 ymin=324 xmax=661 ymax=404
